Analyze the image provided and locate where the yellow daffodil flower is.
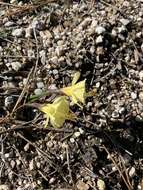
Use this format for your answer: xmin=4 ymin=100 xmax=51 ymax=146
xmin=39 ymin=96 xmax=71 ymax=128
xmin=60 ymin=72 xmax=86 ymax=107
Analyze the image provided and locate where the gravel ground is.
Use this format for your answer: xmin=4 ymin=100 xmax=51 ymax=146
xmin=0 ymin=0 xmax=143 ymax=189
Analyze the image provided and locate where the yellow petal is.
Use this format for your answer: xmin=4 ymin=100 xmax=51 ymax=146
xmin=53 ymin=96 xmax=69 ymax=114
xmin=61 ymin=80 xmax=86 ymax=106
xmin=39 ymin=96 xmax=70 ymax=128
xmin=72 ymin=71 xmax=81 ymax=85
xmin=40 ymin=104 xmax=55 ymax=115
xmin=72 ymin=80 xmax=86 ymax=104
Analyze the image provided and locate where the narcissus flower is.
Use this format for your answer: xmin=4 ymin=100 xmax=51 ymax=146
xmin=39 ymin=96 xmax=73 ymax=128
xmin=60 ymin=72 xmax=86 ymax=107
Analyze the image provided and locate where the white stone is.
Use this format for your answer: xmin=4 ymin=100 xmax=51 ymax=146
xmin=4 ymin=21 xmax=14 ymax=27
xmin=48 ymin=84 xmax=57 ymax=90
xmin=24 ymin=143 xmax=30 ymax=151
xmin=37 ymin=82 xmax=44 ymax=89
xmin=129 ymin=167 xmax=135 ymax=177
xmin=96 ymin=35 xmax=103 ymax=44
xmin=27 ymin=49 xmax=35 ymax=58
xmin=118 ymin=26 xmax=126 ymax=33
xmin=139 ymin=70 xmax=143 ymax=80
xmin=10 ymin=0 xmax=16 ymax=3
xmin=131 ymin=92 xmax=137 ymax=100
xmin=95 ymin=26 xmax=106 ymax=35
xmin=97 ymin=179 xmax=106 ymax=190
xmin=4 ymin=153 xmax=10 ymax=158
xmin=74 ymin=131 xmax=81 ymax=138
xmin=50 ymin=56 xmax=58 ymax=64
xmin=10 ymin=160 xmax=15 ymax=168
xmin=34 ymin=88 xmax=43 ymax=95
xmin=11 ymin=61 xmax=22 ymax=71
xmin=111 ymin=29 xmax=117 ymax=37
xmin=120 ymin=18 xmax=131 ymax=26
xmin=0 ymin=185 xmax=9 ymax=190
xmin=39 ymin=50 xmax=46 ymax=65
xmin=79 ymin=128 xmax=84 ymax=134
xmin=53 ymin=69 xmax=58 ymax=75
xmin=139 ymin=92 xmax=143 ymax=101
xmin=70 ymin=138 xmax=75 ymax=143
xmin=29 ymin=160 xmax=34 ymax=171
xmin=12 ymin=28 xmax=23 ymax=37
xmin=96 ymin=82 xmax=100 ymax=88
xmin=25 ymin=27 xmax=32 ymax=38
xmin=141 ymin=43 xmax=143 ymax=52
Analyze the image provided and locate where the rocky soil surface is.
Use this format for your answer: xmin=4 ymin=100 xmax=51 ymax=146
xmin=0 ymin=0 xmax=143 ymax=189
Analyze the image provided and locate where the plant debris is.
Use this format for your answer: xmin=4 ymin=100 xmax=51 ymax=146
xmin=0 ymin=0 xmax=143 ymax=189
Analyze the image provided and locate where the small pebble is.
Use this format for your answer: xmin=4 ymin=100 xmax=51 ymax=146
xmin=52 ymin=69 xmax=59 ymax=75
xmin=36 ymin=162 xmax=41 ymax=169
xmin=74 ymin=131 xmax=81 ymax=138
xmin=37 ymin=82 xmax=44 ymax=89
xmin=118 ymin=26 xmax=126 ymax=33
xmin=141 ymin=43 xmax=143 ymax=53
xmin=4 ymin=153 xmax=10 ymax=158
xmin=76 ymin=180 xmax=89 ymax=190
xmin=34 ymin=88 xmax=43 ymax=95
xmin=4 ymin=21 xmax=14 ymax=27
xmin=10 ymin=160 xmax=15 ymax=169
xmin=139 ymin=92 xmax=143 ymax=102
xmin=139 ymin=70 xmax=143 ymax=80
xmin=11 ymin=61 xmax=22 ymax=71
xmin=70 ymin=138 xmax=75 ymax=143
xmin=0 ymin=185 xmax=9 ymax=190
xmin=128 ymin=167 xmax=136 ymax=177
xmin=111 ymin=29 xmax=117 ymax=37
xmin=131 ymin=92 xmax=137 ymax=100
xmin=96 ymin=35 xmax=103 ymax=44
xmin=95 ymin=26 xmax=106 ymax=35
xmin=97 ymin=179 xmax=106 ymax=190
xmin=96 ymin=82 xmax=100 ymax=88
xmin=46 ymin=141 xmax=53 ymax=148
xmin=29 ymin=160 xmax=34 ymax=171
xmin=25 ymin=27 xmax=32 ymax=38
xmin=120 ymin=18 xmax=131 ymax=26
xmin=5 ymin=96 xmax=14 ymax=108
xmin=12 ymin=28 xmax=23 ymax=37
xmin=49 ymin=177 xmax=56 ymax=184
xmin=24 ymin=143 xmax=30 ymax=152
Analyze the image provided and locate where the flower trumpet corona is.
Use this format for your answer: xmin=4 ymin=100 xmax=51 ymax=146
xmin=39 ymin=96 xmax=73 ymax=128
xmin=60 ymin=72 xmax=86 ymax=106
